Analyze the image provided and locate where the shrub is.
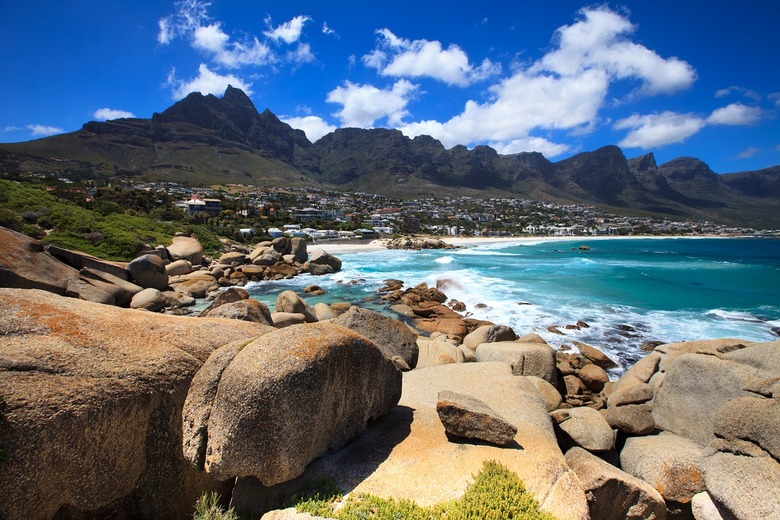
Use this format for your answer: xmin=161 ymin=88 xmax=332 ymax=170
xmin=193 ymin=492 xmax=239 ymax=520
xmin=284 ymin=460 xmax=557 ymax=520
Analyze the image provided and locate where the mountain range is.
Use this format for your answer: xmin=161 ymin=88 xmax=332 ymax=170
xmin=2 ymin=86 xmax=779 ymax=228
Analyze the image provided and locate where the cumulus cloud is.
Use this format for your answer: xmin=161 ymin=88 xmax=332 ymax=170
xmin=157 ymin=2 xmax=313 ymax=97
xmin=533 ymin=6 xmax=696 ymax=96
xmin=327 ymin=80 xmax=418 ymax=127
xmin=363 ymin=29 xmax=500 ymax=87
xmin=166 ymin=64 xmax=252 ymax=99
xmin=93 ymin=108 xmax=136 ymax=121
xmin=264 ymin=15 xmax=310 ymax=44
xmin=282 ymin=115 xmax=336 ymax=142
xmin=27 ymin=124 xmax=64 ymax=137
xmin=707 ymin=103 xmax=762 ymax=125
xmin=614 ymin=111 xmax=706 ymax=149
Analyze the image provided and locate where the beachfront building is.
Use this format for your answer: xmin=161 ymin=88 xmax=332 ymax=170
xmin=179 ymin=196 xmax=223 ymax=216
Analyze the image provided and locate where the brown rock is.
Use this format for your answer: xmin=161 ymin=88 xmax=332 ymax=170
xmin=0 ymin=227 xmax=80 ymax=295
xmin=578 ymin=363 xmax=609 ymax=392
xmin=201 ymin=300 xmax=273 ymax=325
xmin=475 ymin=341 xmax=557 ymax=384
xmin=574 ymin=341 xmax=618 ymax=369
xmin=550 ymin=407 xmax=615 ymax=452
xmin=167 ymin=236 xmax=204 ymax=265
xmin=332 ymin=306 xmax=419 ymax=369
xmin=436 ymin=390 xmax=517 ymax=445
xmin=275 ymin=290 xmax=317 ymax=323
xmin=127 ymin=254 xmax=169 ymax=290
xmin=0 ymin=288 xmax=273 ymax=520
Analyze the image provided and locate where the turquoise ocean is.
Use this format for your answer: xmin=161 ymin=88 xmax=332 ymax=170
xmin=244 ymin=237 xmax=780 ymax=372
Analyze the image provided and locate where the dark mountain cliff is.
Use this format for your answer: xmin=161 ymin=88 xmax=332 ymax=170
xmin=1 ymin=86 xmax=778 ymax=228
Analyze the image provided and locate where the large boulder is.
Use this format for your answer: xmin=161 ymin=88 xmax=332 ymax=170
xmin=0 ymin=288 xmax=274 ymax=520
xmin=652 ymin=349 xmax=770 ymax=446
xmin=713 ymin=396 xmax=780 ymax=460
xmin=127 ymin=253 xmax=169 ymax=290
xmin=231 ymin=362 xmax=589 ymax=520
xmin=550 ymin=407 xmax=614 ymax=452
xmin=462 ymin=324 xmax=517 ymax=352
xmin=475 ymin=341 xmax=557 ymax=384
xmin=199 ymin=287 xmax=250 ymax=316
xmin=182 ymin=323 xmax=402 ymax=485
xmin=167 ymin=236 xmax=204 ymax=265
xmin=79 ymin=267 xmax=143 ymax=306
xmin=65 ymin=276 xmax=116 ymax=305
xmin=566 ymin=447 xmax=667 ymax=520
xmin=332 ymin=306 xmax=419 ymax=369
xmin=574 ymin=341 xmax=618 ymax=369
xmin=620 ymin=432 xmax=706 ymax=504
xmin=130 ymin=287 xmax=168 ymax=311
xmin=415 ymin=337 xmax=463 ymax=368
xmin=526 ymin=375 xmax=563 ymax=412
xmin=275 ymin=290 xmax=317 ymax=323
xmin=0 ymin=225 xmax=79 ymax=294
xmin=701 ymin=451 xmax=780 ymax=520
xmin=201 ymin=300 xmax=273 ymax=325
xmin=290 ymin=237 xmax=308 ymax=263
xmin=436 ymin=390 xmax=517 ymax=445
xmin=306 ymin=249 xmax=342 ymax=273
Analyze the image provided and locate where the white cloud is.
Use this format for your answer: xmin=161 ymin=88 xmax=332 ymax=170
xmin=363 ymin=29 xmax=500 ymax=87
xmin=770 ymin=93 xmax=780 ymax=107
xmin=282 ymin=115 xmax=336 ymax=142
xmin=715 ymin=86 xmax=761 ymax=102
xmin=707 ymin=103 xmax=762 ymax=125
xmin=264 ymin=15 xmax=311 ymax=44
xmin=738 ymin=147 xmax=759 ymax=159
xmin=157 ymin=0 xmax=210 ymax=45
xmin=27 ymin=124 xmax=64 ymax=137
xmin=287 ymin=43 xmax=315 ymax=65
xmin=322 ymin=22 xmax=336 ymax=37
xmin=192 ymin=22 xmax=272 ymax=68
xmin=532 ymin=6 xmax=696 ymax=96
xmin=326 ymin=80 xmax=418 ymax=127
xmin=93 ymin=108 xmax=136 ymax=121
xmin=167 ymin=64 xmax=253 ymax=99
xmin=3 ymin=125 xmax=22 ymax=132
xmin=614 ymin=111 xmax=706 ymax=149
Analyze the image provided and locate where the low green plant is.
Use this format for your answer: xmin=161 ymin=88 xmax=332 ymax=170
xmin=193 ymin=492 xmax=240 ymax=520
xmin=284 ymin=460 xmax=557 ymax=520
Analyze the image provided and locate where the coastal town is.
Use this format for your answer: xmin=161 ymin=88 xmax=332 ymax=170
xmin=50 ymin=176 xmax=776 ymax=241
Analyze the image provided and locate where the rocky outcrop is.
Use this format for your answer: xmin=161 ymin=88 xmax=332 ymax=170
xmin=167 ymin=236 xmax=204 ymax=265
xmin=0 ymin=226 xmax=79 ymax=294
xmin=127 ymin=253 xmax=169 ymax=290
xmin=550 ymin=407 xmax=614 ymax=452
xmin=476 ymin=341 xmax=557 ymax=384
xmin=436 ymin=390 xmax=517 ymax=445
xmin=384 ymin=237 xmax=455 ymax=250
xmin=0 ymin=288 xmax=274 ymax=520
xmin=275 ymin=290 xmax=317 ymax=323
xmin=182 ymin=323 xmax=402 ymax=485
xmin=231 ymin=362 xmax=589 ymax=520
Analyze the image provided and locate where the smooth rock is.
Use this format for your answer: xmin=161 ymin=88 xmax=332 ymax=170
xmin=65 ymin=276 xmax=116 ymax=305
xmin=218 ymin=251 xmax=246 ymax=265
xmin=167 ymin=236 xmax=204 ymax=265
xmin=462 ymin=324 xmax=517 ymax=352
xmin=127 ymin=254 xmax=169 ymax=290
xmin=713 ymin=396 xmax=779 ymax=459
xmin=130 ymin=287 xmax=168 ymax=311
xmin=606 ymin=402 xmax=655 ymax=435
xmin=550 ymin=407 xmax=614 ymax=452
xmin=184 ymin=323 xmax=402 ymax=485
xmin=436 ymin=390 xmax=517 ymax=445
xmin=578 ymin=363 xmax=609 ymax=392
xmin=475 ymin=341 xmax=557 ymax=384
xmin=526 ymin=375 xmax=563 ymax=412
xmin=575 ymin=341 xmax=618 ymax=369
xmin=275 ymin=290 xmax=317 ymax=323
xmin=79 ymin=267 xmax=143 ymax=306
xmin=201 ymin=300 xmax=273 ymax=324
xmin=271 ymin=312 xmax=307 ymax=328
xmin=621 ymin=431 xmax=706 ymax=503
xmin=416 ymin=338 xmax=460 ymax=368
xmin=332 ymin=306 xmax=419 ymax=369
xmin=566 ymin=446 xmax=667 ymax=520
xmin=165 ymin=259 xmax=192 ymax=276
xmin=312 ymin=302 xmax=337 ymax=321
xmin=701 ymin=451 xmax=780 ymax=520
xmin=691 ymin=492 xmax=736 ymax=520
xmin=306 ymin=249 xmax=342 ymax=273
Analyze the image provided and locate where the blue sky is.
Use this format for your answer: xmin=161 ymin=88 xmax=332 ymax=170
xmin=2 ymin=0 xmax=779 ymax=174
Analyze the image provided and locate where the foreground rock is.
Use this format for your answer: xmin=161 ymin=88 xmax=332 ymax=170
xmin=436 ymin=390 xmax=517 ymax=445
xmin=182 ymin=322 xmax=402 ymax=485
xmin=0 ymin=226 xmax=79 ymax=294
xmin=475 ymin=341 xmax=557 ymax=384
xmin=231 ymin=362 xmax=589 ymax=520
xmin=0 ymin=288 xmax=274 ymax=520
xmin=332 ymin=306 xmax=419 ymax=369
xmin=566 ymin=447 xmax=667 ymax=520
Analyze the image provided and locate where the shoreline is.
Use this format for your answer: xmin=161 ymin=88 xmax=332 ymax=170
xmin=310 ymin=234 xmax=748 ymax=254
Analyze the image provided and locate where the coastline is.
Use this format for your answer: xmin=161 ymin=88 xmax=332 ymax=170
xmin=310 ymin=234 xmax=740 ymax=254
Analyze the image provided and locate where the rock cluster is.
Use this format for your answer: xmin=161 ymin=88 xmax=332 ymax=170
xmin=384 ymin=236 xmax=455 ymax=250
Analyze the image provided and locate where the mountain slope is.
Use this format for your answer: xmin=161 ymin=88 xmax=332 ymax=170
xmin=1 ymin=86 xmax=779 ymax=228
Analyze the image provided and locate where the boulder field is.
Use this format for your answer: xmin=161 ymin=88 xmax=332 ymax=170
xmin=1 ymin=227 xmax=778 ymax=519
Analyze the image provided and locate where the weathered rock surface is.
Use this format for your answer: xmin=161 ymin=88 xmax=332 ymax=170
xmin=550 ymin=407 xmax=614 ymax=452
xmin=566 ymin=446 xmax=667 ymax=520
xmin=526 ymin=375 xmax=563 ymax=412
xmin=462 ymin=324 xmax=517 ymax=351
xmin=475 ymin=341 xmax=557 ymax=384
xmin=165 ymin=259 xmax=193 ymax=276
xmin=232 ymin=362 xmax=589 ymax=520
xmin=578 ymin=363 xmax=609 ymax=392
xmin=167 ymin=236 xmax=204 ymax=265
xmin=127 ymin=253 xmax=169 ymax=290
xmin=202 ymin=299 xmax=273 ymax=324
xmin=701 ymin=451 xmax=780 ymax=520
xmin=415 ymin=337 xmax=462 ymax=367
xmin=183 ymin=323 xmax=402 ymax=485
xmin=312 ymin=302 xmax=337 ymax=321
xmin=271 ymin=312 xmax=307 ymax=328
xmin=713 ymin=396 xmax=780 ymax=460
xmin=691 ymin=491 xmax=736 ymax=520
xmin=65 ymin=275 xmax=116 ymax=305
xmin=275 ymin=290 xmax=318 ymax=323
xmin=80 ymin=266 xmax=143 ymax=306
xmin=0 ymin=288 xmax=273 ymax=520
xmin=332 ymin=306 xmax=419 ymax=369
xmin=436 ymin=390 xmax=517 ymax=445
xmin=574 ymin=341 xmax=618 ymax=369
xmin=305 ymin=249 xmax=342 ymax=274
xmin=130 ymin=287 xmax=168 ymax=311
xmin=0 ymin=225 xmax=79 ymax=294
xmin=621 ymin=431 xmax=706 ymax=503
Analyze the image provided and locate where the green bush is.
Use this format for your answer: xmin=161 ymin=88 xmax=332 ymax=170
xmin=193 ymin=492 xmax=239 ymax=520
xmin=285 ymin=460 xmax=558 ymax=520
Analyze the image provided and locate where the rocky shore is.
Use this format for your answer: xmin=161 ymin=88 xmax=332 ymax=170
xmin=1 ymin=225 xmax=778 ymax=520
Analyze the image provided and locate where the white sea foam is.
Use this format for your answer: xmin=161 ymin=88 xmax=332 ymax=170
xmin=435 ymin=256 xmax=455 ymax=264
xmin=706 ymin=309 xmax=765 ymax=323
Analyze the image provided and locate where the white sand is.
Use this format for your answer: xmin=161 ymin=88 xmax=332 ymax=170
xmin=308 ymin=234 xmax=716 ymax=254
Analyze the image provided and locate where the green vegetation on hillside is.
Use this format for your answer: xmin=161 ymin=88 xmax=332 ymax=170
xmin=0 ymin=179 xmax=223 ymax=261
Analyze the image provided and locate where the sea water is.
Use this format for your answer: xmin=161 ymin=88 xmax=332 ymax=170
xmin=244 ymin=237 xmax=780 ymax=372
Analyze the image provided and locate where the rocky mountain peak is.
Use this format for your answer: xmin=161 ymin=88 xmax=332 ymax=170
xmin=628 ymin=153 xmax=658 ymax=173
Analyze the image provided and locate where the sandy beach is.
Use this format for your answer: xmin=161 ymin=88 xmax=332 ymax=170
xmin=309 ymin=234 xmax=723 ymax=254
